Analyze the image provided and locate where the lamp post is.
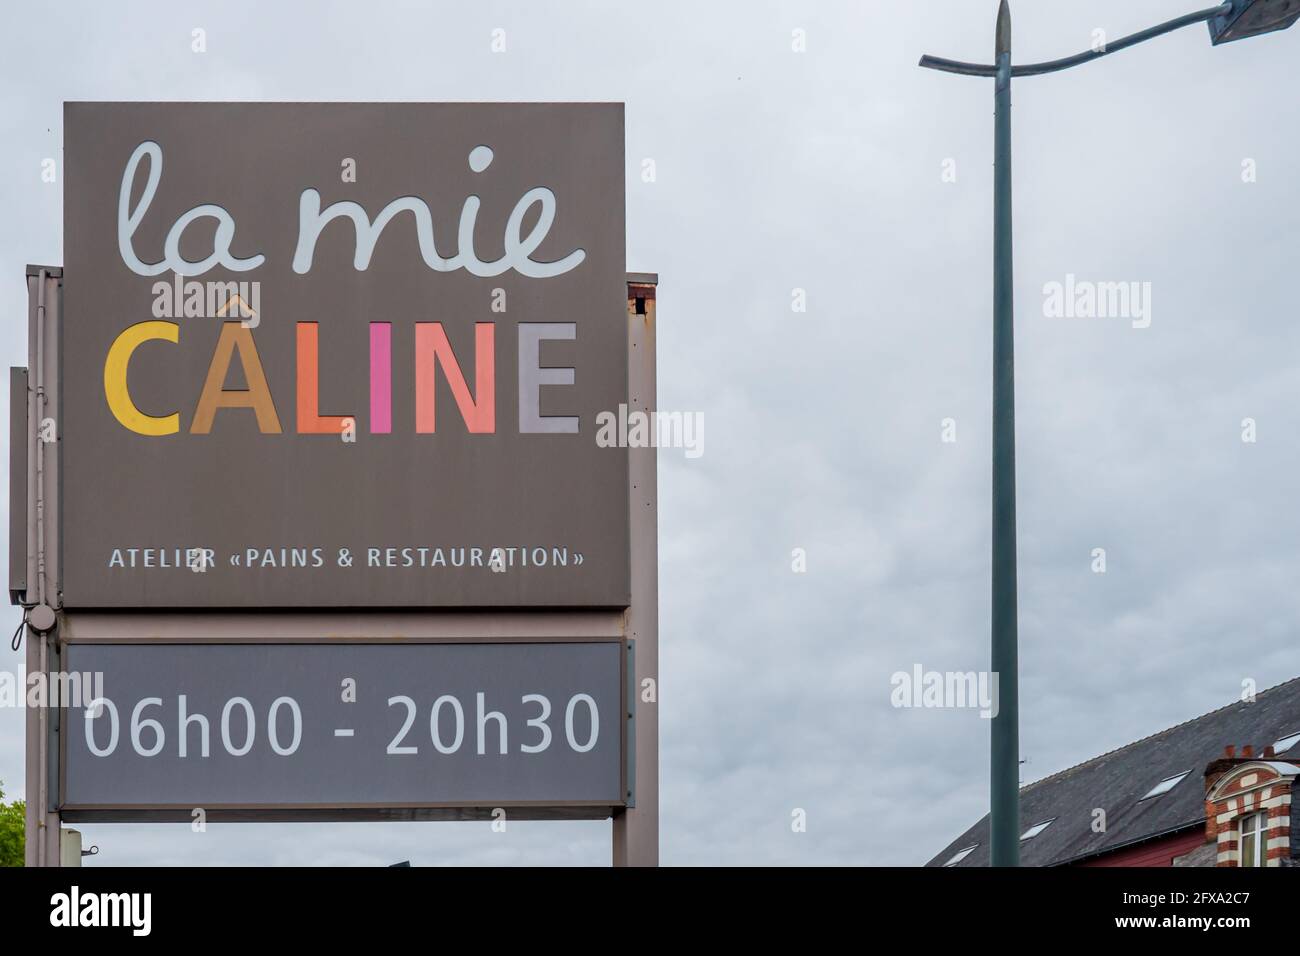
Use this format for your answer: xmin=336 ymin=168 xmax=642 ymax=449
xmin=921 ymin=0 xmax=1298 ymax=867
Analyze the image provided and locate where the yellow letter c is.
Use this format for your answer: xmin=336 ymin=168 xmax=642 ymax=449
xmin=104 ymin=321 xmax=180 ymax=436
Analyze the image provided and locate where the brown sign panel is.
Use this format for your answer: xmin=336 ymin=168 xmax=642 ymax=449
xmin=62 ymin=103 xmax=627 ymax=607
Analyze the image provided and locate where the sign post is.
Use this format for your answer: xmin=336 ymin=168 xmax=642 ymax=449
xmin=614 ymin=275 xmax=658 ymax=866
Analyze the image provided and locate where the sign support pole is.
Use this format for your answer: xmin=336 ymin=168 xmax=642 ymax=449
xmin=613 ymin=275 xmax=659 ymax=866
xmin=23 ymin=266 xmax=63 ymax=867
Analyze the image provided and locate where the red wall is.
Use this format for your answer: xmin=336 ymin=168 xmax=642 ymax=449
xmin=1077 ymin=830 xmax=1209 ymax=867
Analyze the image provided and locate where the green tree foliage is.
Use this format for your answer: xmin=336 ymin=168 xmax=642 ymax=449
xmin=0 ymin=781 xmax=25 ymax=866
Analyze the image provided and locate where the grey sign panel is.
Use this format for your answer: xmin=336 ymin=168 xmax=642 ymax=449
xmin=61 ymin=642 xmax=624 ymax=814
xmin=62 ymin=102 xmax=628 ymax=608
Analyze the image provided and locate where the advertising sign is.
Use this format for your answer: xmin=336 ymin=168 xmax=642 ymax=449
xmin=62 ymin=103 xmax=628 ymax=608
xmin=61 ymin=642 xmax=625 ymax=817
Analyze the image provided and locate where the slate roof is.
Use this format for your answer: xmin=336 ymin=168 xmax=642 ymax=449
xmin=926 ymin=676 xmax=1300 ymax=867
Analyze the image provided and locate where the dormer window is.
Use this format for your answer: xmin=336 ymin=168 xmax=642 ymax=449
xmin=1020 ymin=819 xmax=1054 ymax=840
xmin=1140 ymin=770 xmax=1190 ymax=799
xmin=1272 ymin=731 xmax=1300 ymax=755
xmin=944 ymin=845 xmax=977 ymax=866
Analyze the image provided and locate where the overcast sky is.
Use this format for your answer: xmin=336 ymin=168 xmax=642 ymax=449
xmin=2 ymin=0 xmax=1299 ymax=866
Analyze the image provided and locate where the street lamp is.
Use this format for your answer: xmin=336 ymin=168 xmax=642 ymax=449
xmin=920 ymin=1 xmax=1296 ymax=867
xmin=1211 ymin=0 xmax=1300 ymax=44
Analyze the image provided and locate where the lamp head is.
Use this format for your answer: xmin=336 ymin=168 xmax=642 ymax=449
xmin=1209 ymin=0 xmax=1300 ymax=44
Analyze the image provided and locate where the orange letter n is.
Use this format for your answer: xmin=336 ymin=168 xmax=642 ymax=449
xmin=415 ymin=323 xmax=495 ymax=433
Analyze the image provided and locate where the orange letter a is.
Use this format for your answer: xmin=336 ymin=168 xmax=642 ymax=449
xmin=191 ymin=323 xmax=282 ymax=434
